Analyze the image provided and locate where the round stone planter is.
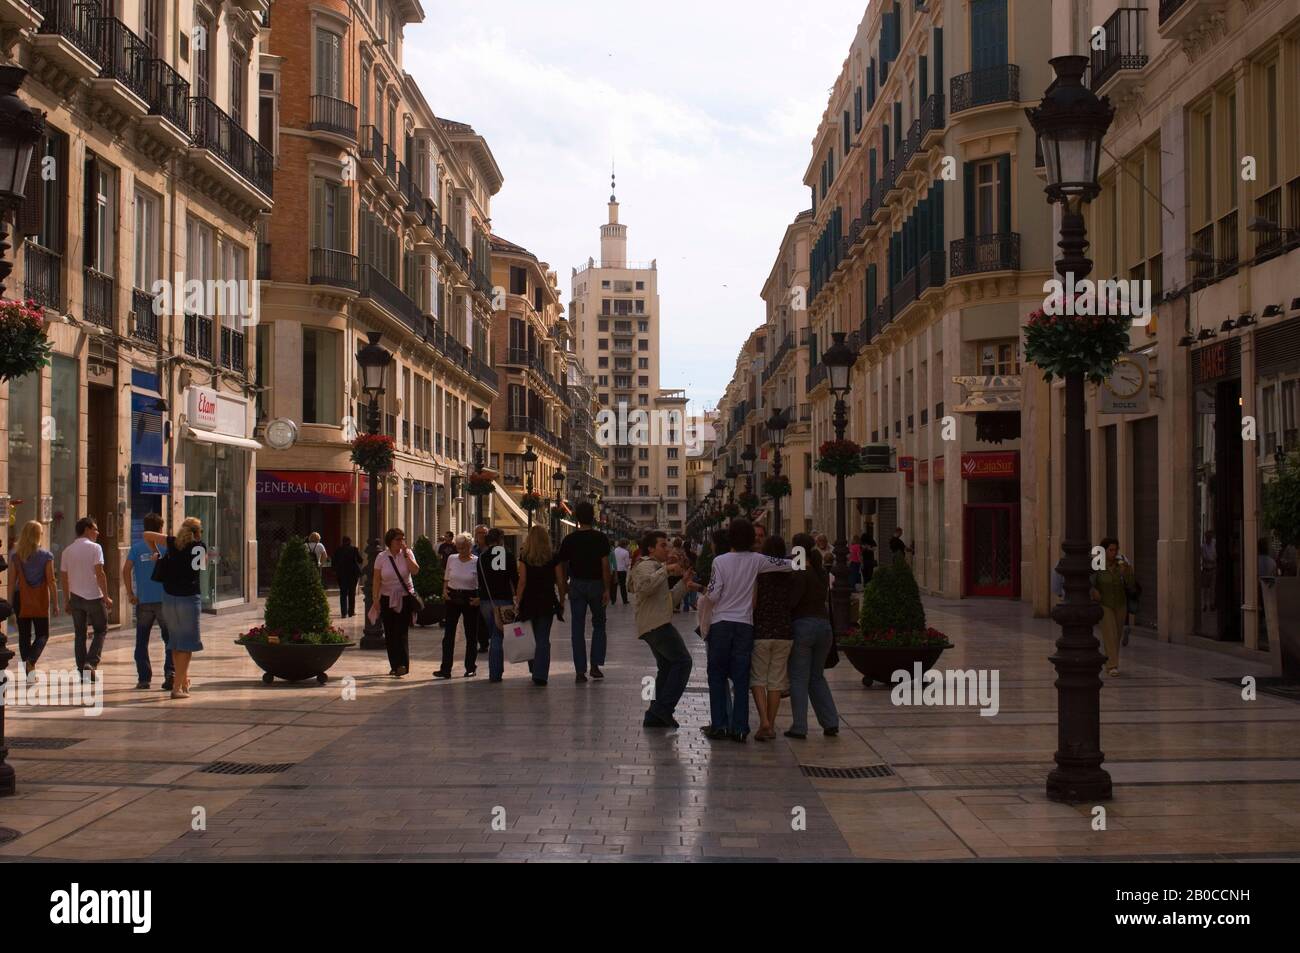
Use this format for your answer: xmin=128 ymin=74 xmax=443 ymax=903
xmin=840 ymin=643 xmax=951 ymax=687
xmin=237 ymin=639 xmax=353 ymax=685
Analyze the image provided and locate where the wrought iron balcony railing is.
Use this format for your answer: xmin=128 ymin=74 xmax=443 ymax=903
xmin=83 ymin=267 xmax=114 ymax=328
xmin=142 ymin=56 xmax=190 ymax=133
xmin=950 ymin=64 xmax=1020 ymax=113
xmin=360 ymin=263 xmax=423 ymax=334
xmin=96 ymin=17 xmax=150 ymax=102
xmin=1091 ymin=8 xmax=1148 ymax=90
xmin=950 ymin=232 xmax=1021 ymax=277
xmin=34 ymin=0 xmax=101 ymax=63
xmin=23 ymin=241 xmax=62 ymax=310
xmin=309 ymin=247 xmax=359 ymax=290
xmin=309 ymin=95 xmax=357 ymax=140
xmin=189 ymin=96 xmax=274 ymax=197
xmin=131 ymin=288 xmax=159 ymax=344
xmin=221 ymin=325 xmax=246 ymax=373
xmin=184 ymin=311 xmax=213 ymax=361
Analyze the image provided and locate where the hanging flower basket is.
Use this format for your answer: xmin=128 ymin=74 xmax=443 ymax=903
xmin=466 ymin=471 xmax=495 ymax=497
xmin=762 ymin=475 xmax=791 ymax=499
xmin=1022 ymin=304 xmax=1132 ymax=384
xmin=816 ymin=439 xmax=866 ymax=477
xmin=738 ymin=491 xmax=760 ymax=513
xmin=350 ymin=433 xmax=395 ymax=473
xmin=0 ymin=299 xmax=53 ymax=383
xmin=521 ymin=490 xmax=543 ymax=512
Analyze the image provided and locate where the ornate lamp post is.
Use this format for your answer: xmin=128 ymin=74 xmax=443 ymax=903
xmin=522 ymin=443 xmax=538 ymax=529
xmin=822 ymin=331 xmax=857 ymax=638
xmin=0 ymin=66 xmax=45 ymax=798
xmin=766 ymin=406 xmax=789 ymax=537
xmin=551 ymin=469 xmax=566 ymax=545
xmin=468 ymin=408 xmax=490 ymax=529
xmin=741 ymin=444 xmax=757 ymax=495
xmin=1026 ymin=55 xmax=1115 ymax=803
xmin=725 ymin=465 xmax=738 ymax=506
xmin=357 ymin=331 xmax=394 ymax=651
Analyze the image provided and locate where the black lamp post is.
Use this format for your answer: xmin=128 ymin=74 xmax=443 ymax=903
xmin=522 ymin=443 xmax=538 ymax=529
xmin=357 ymin=331 xmax=394 ymax=651
xmin=741 ymin=444 xmax=757 ymax=496
xmin=725 ymin=465 xmax=738 ymax=506
xmin=1026 ymin=54 xmax=1116 ymax=804
xmin=468 ymin=408 xmax=490 ymax=529
xmin=0 ymin=66 xmax=44 ymax=799
xmin=822 ymin=331 xmax=857 ymax=638
xmin=551 ymin=469 xmax=566 ymax=545
xmin=766 ymin=407 xmax=789 ymax=536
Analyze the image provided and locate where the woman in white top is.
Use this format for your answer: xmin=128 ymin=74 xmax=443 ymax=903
xmin=367 ymin=528 xmax=419 ymax=677
xmin=437 ymin=532 xmax=481 ymax=678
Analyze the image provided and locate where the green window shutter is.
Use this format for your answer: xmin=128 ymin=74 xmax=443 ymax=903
xmin=934 ymin=28 xmax=944 ymax=91
xmin=893 ymin=102 xmax=902 ymax=149
xmin=867 ymin=263 xmax=877 ymax=311
xmin=920 ymin=56 xmax=928 ymax=102
xmin=932 ymin=180 xmax=945 ymax=251
xmin=997 ymin=154 xmax=1012 ymax=233
xmin=883 ymin=128 xmax=890 ymax=164
xmin=963 ymin=162 xmax=976 ymax=237
xmin=311 ymin=178 xmax=324 ymax=249
xmin=869 ymin=147 xmax=877 ymax=186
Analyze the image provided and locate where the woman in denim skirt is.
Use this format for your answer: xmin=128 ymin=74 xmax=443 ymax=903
xmin=144 ymin=517 xmax=206 ymax=699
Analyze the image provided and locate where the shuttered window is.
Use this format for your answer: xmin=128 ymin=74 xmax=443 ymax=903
xmin=315 ymin=29 xmax=342 ymax=98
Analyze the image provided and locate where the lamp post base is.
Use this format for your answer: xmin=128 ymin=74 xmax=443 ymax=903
xmin=1046 ymin=766 xmax=1112 ymax=803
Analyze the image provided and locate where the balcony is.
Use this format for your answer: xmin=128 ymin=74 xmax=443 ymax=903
xmin=949 ymin=232 xmax=1021 ymax=277
xmin=92 ymin=17 xmax=150 ymax=117
xmin=1091 ymin=8 xmax=1148 ymax=96
xmin=1191 ymin=222 xmax=1216 ymax=286
xmin=871 ymin=158 xmax=898 ymax=222
xmin=31 ymin=0 xmax=101 ymax=82
xmin=130 ymin=288 xmax=159 ymax=345
xmin=443 ymin=226 xmax=470 ymax=272
xmin=470 ymin=261 xmax=494 ymax=298
xmin=918 ymin=249 xmax=946 ymax=296
xmin=140 ymin=56 xmax=190 ymax=144
xmin=1158 ymin=0 xmax=1230 ymax=40
xmin=23 ymin=241 xmax=62 ymax=310
xmin=918 ymin=93 xmax=945 ymax=150
xmin=309 ymin=95 xmax=357 ymax=143
xmin=503 ymin=347 xmax=531 ymax=367
xmin=309 ymin=247 xmax=359 ymax=290
xmin=358 ymin=125 xmax=384 ymax=177
xmin=806 ymin=362 xmax=829 ymax=394
xmin=257 ymin=242 xmax=271 ymax=281
xmin=0 ymin=0 xmax=41 ymax=31
xmin=950 ymin=64 xmax=1020 ymax=114
xmin=360 ymin=263 xmax=424 ymax=335
xmin=471 ymin=357 xmax=498 ymax=392
xmin=184 ymin=311 xmax=213 ymax=361
xmin=83 ymin=267 xmax=114 ymax=329
xmin=189 ymin=96 xmax=273 ymax=204
xmin=220 ymin=325 xmax=246 ymax=373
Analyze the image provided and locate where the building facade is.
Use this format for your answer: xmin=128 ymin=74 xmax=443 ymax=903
xmin=253 ymin=0 xmax=500 ymax=587
xmin=2 ymin=0 xmax=271 ymax=617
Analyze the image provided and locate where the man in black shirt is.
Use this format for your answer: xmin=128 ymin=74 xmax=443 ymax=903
xmin=557 ymin=501 xmax=611 ymax=682
xmin=889 ymin=526 xmax=913 ymax=563
xmin=437 ymin=531 xmax=457 ymax=567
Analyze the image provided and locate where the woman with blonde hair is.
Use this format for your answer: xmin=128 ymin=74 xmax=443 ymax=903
xmin=7 ymin=520 xmax=58 ymax=676
xmin=514 ymin=524 xmax=566 ymax=686
xmin=143 ymin=517 xmax=206 ymax=699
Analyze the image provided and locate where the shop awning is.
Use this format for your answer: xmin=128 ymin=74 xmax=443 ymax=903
xmin=951 ymin=375 xmax=1023 ymax=414
xmin=182 ymin=424 xmax=262 ymax=451
xmin=491 ymin=481 xmax=531 ymax=529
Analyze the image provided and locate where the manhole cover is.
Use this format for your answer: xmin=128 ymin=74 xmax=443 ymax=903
xmin=800 ymin=764 xmax=895 ymax=780
xmin=7 ymin=737 xmax=83 ymax=750
xmin=199 ymin=761 xmax=296 ymax=776
xmin=1214 ymin=676 xmax=1300 ymax=702
xmin=0 ymin=828 xmax=20 ymax=846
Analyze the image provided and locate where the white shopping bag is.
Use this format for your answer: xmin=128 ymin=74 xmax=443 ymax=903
xmin=502 ymin=618 xmax=536 ymax=663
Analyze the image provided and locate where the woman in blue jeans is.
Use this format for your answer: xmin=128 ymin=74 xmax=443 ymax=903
xmin=514 ymin=525 xmax=565 ymax=686
xmin=476 ymin=528 xmax=518 ymax=682
xmin=785 ymin=533 xmax=840 ymax=738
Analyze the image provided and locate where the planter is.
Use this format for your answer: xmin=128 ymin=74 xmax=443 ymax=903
xmin=238 ymin=639 xmax=352 ymax=684
xmin=1274 ymin=577 xmax=1300 ymax=680
xmin=841 ymin=643 xmax=950 ymax=687
xmin=416 ymin=601 xmax=445 ymax=627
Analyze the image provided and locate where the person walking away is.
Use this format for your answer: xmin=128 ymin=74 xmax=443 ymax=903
xmin=124 ymin=512 xmax=173 ymax=690
xmin=306 ymin=532 xmax=328 ymax=578
xmin=8 ymin=520 xmax=57 ymax=677
xmin=557 ymin=501 xmax=611 ymax=682
xmin=888 ymin=526 xmax=913 ymax=563
xmin=751 ymin=535 xmax=800 ymax=741
xmin=514 ymin=525 xmax=565 ymax=686
xmin=143 ymin=518 xmax=205 ymax=699
xmin=332 ymin=536 xmax=364 ymax=618
xmin=1090 ymin=536 xmax=1135 ymax=677
xmin=698 ymin=518 xmax=793 ymax=742
xmin=785 ymin=532 xmax=840 ymax=738
xmin=629 ymin=530 xmax=695 ymax=728
xmin=477 ymin=528 xmax=519 ymax=682
xmin=613 ymin=539 xmax=631 ymax=605
xmin=436 ymin=533 xmax=480 ymax=678
xmin=60 ymin=516 xmax=113 ymax=681
xmin=367 ymin=528 xmax=419 ymax=677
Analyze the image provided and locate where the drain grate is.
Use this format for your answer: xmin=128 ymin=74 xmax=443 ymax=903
xmin=0 ymin=827 xmax=20 ymax=846
xmin=199 ymin=761 xmax=296 ymax=776
xmin=801 ymin=764 xmax=895 ymax=780
xmin=7 ymin=737 xmax=83 ymax=750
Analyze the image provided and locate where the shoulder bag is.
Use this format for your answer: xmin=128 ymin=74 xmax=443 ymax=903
xmin=478 ymin=556 xmax=517 ymax=629
xmin=386 ymin=553 xmax=424 ymax=618
xmin=149 ymin=541 xmax=171 ymax=585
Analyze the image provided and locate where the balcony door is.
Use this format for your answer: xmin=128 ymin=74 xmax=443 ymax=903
xmin=140 ymin=0 xmax=161 ymax=56
xmin=970 ymin=0 xmax=1007 ymax=72
xmin=194 ymin=13 xmax=213 ymax=100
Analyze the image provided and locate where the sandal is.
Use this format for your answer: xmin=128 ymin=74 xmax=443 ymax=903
xmin=170 ymin=688 xmax=189 ymax=699
xmin=1107 ymin=667 xmax=1120 ymax=677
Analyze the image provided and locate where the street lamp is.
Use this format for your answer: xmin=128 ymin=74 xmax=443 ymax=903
xmin=822 ymin=331 xmax=857 ymax=638
xmin=0 ymin=65 xmax=44 ymax=799
xmin=1026 ymin=54 xmax=1115 ymax=804
xmin=522 ymin=443 xmax=538 ymax=529
xmin=741 ymin=444 xmax=757 ymax=495
xmin=357 ymin=331 xmax=393 ymax=651
xmin=468 ymin=408 xmax=490 ymax=529
xmin=767 ymin=406 xmax=789 ymax=537
xmin=725 ymin=465 xmax=738 ymax=506
xmin=551 ymin=469 xmax=566 ymax=546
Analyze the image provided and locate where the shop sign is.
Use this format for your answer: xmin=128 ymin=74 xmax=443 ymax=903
xmin=132 ymin=464 xmax=171 ymax=495
xmin=256 ymin=470 xmax=355 ymax=504
xmin=961 ymin=451 xmax=1019 ymax=480
xmin=187 ymin=386 xmax=219 ymax=430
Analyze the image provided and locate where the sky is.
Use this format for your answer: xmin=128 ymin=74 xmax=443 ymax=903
xmin=404 ymin=0 xmax=867 ymax=413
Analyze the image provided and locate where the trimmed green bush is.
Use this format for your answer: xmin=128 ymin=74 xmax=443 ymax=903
xmin=264 ymin=536 xmax=332 ymax=635
xmin=1264 ymin=449 xmax=1300 ymax=550
xmin=412 ymin=535 xmax=444 ymax=602
xmin=859 ymin=558 xmax=926 ymax=635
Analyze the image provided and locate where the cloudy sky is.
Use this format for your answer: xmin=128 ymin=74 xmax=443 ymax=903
xmin=405 ymin=0 xmax=866 ymax=412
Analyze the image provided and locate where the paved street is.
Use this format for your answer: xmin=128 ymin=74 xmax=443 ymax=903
xmin=3 ymin=598 xmax=1300 ymax=862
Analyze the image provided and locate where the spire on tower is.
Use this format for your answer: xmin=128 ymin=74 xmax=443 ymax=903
xmin=610 ymin=162 xmax=617 ymax=203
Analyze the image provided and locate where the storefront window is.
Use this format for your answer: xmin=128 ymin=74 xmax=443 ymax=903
xmin=183 ymin=440 xmax=248 ymax=608
xmin=6 ymin=371 xmax=42 ymax=537
xmin=50 ymin=356 xmax=80 ymax=558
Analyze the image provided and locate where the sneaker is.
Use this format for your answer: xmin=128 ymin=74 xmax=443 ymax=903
xmin=589 ymin=666 xmax=604 ymax=679
xmin=135 ymin=681 xmax=150 ymax=690
xmin=784 ymin=729 xmax=807 ymax=740
xmin=701 ymin=726 xmax=727 ymax=739
xmin=575 ymin=673 xmax=588 ymax=683
xmin=433 ymin=670 xmax=452 ymax=679
xmin=161 ymin=677 xmax=174 ymax=691
xmin=531 ymin=678 xmax=547 ymax=687
xmin=643 ymin=714 xmax=671 ymax=728
xmin=823 ymin=726 xmax=839 ymax=737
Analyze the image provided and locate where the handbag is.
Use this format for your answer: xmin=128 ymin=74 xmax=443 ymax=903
xmin=478 ymin=555 xmax=516 ymax=629
xmin=150 ymin=542 xmax=170 ymax=585
xmin=386 ymin=553 xmax=424 ymax=617
xmin=502 ymin=617 xmax=536 ymax=663
xmin=824 ymin=634 xmax=841 ymax=669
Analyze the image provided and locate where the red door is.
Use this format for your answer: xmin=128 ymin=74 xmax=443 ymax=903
xmin=964 ymin=504 xmax=1020 ymax=597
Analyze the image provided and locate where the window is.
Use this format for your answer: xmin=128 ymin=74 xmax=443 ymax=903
xmin=635 ymin=299 xmax=645 ymax=314
xmin=601 ymin=280 xmax=610 ymax=288
xmin=598 ymin=356 xmax=608 ymax=368
xmin=598 ymin=339 xmax=608 ymax=350
xmin=255 ymin=324 xmax=270 ymax=419
xmin=637 ymin=319 xmax=648 ymax=332
xmin=140 ymin=0 xmax=161 ymax=54
xmin=599 ymin=375 xmax=608 ymax=386
xmin=598 ymin=319 xmax=609 ymax=331
xmin=312 ymin=178 xmax=351 ymax=250
xmin=635 ymin=281 xmax=644 ymax=290
xmin=976 ymin=161 xmax=998 ymax=234
xmin=667 ymin=448 xmax=678 ymax=460
xmin=667 ymin=467 xmax=679 ymax=478
xmin=230 ymin=48 xmax=247 ymax=128
xmin=638 ymin=339 xmax=648 ymax=351
xmin=638 ymin=448 xmax=649 ymax=460
xmin=978 ymin=340 xmax=1019 ymax=376
xmin=667 ymin=486 xmax=678 ymax=497
xmin=302 ymin=327 xmax=340 ymax=424
xmin=510 ymin=265 xmax=527 ymax=295
xmin=638 ymin=394 xmax=648 ymax=406
xmin=639 ymin=467 xmax=649 ymax=478
xmin=360 ymin=63 xmax=370 ymax=127
xmin=638 ymin=376 xmax=648 ymax=387
xmin=133 ymin=189 xmax=159 ymax=291
xmin=315 ymin=29 xmax=342 ymax=98
xmin=638 ymin=358 xmax=648 ymax=369
xmin=84 ymin=157 xmax=114 ymax=275
xmin=194 ymin=14 xmax=213 ymax=99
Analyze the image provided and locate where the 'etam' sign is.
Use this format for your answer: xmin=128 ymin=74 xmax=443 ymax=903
xmin=187 ymin=387 xmax=219 ymax=430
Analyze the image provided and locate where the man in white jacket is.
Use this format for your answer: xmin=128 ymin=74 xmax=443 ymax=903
xmin=629 ymin=530 xmax=696 ymax=728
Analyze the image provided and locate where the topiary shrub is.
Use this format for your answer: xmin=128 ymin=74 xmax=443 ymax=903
xmin=263 ymin=536 xmax=332 ymax=636
xmin=412 ymin=535 xmax=443 ymax=603
xmin=1264 ymin=449 xmax=1300 ymax=552
xmin=857 ymin=558 xmax=927 ymax=636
